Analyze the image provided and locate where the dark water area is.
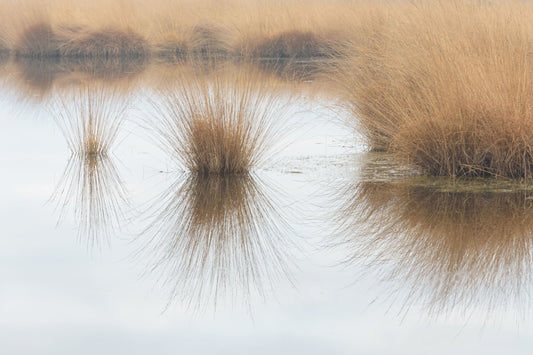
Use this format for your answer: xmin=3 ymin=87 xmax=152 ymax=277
xmin=1 ymin=59 xmax=533 ymax=355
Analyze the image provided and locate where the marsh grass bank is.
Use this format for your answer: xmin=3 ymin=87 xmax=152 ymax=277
xmin=0 ymin=0 xmax=355 ymax=62
xmin=334 ymin=1 xmax=533 ymax=177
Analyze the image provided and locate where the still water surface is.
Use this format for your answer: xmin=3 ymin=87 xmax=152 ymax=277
xmin=1 ymin=61 xmax=533 ymax=354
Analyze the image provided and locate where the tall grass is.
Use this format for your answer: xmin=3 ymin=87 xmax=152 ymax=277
xmin=151 ymin=63 xmax=291 ymax=175
xmin=0 ymin=0 xmax=358 ymax=60
xmin=140 ymin=173 xmax=293 ymax=310
xmin=332 ymin=178 xmax=533 ymax=318
xmin=334 ymin=1 xmax=533 ymax=177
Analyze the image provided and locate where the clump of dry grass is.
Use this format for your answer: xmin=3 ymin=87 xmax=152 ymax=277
xmin=188 ymin=24 xmax=231 ymax=58
xmin=332 ymin=178 xmax=533 ymax=318
xmin=250 ymin=30 xmax=327 ymax=59
xmin=15 ymin=22 xmax=61 ymax=58
xmin=335 ymin=1 xmax=533 ymax=177
xmin=140 ymin=173 xmax=293 ymax=309
xmin=0 ymin=37 xmax=9 ymax=57
xmin=151 ymin=63 xmax=290 ymax=175
xmin=59 ymin=27 xmax=149 ymax=59
xmin=1 ymin=0 xmax=363 ymax=62
xmin=14 ymin=22 xmax=149 ymax=59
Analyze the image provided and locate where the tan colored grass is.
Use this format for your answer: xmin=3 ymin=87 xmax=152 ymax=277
xmin=248 ymin=30 xmax=328 ymax=59
xmin=59 ymin=27 xmax=149 ymax=58
xmin=334 ymin=1 xmax=533 ymax=177
xmin=0 ymin=0 xmax=362 ymax=59
xmin=151 ymin=63 xmax=291 ymax=175
xmin=14 ymin=22 xmax=60 ymax=57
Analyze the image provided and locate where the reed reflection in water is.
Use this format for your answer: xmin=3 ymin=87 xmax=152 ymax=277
xmin=140 ymin=173 xmax=294 ymax=310
xmin=333 ymin=178 xmax=533 ymax=319
xmin=49 ymin=83 xmax=129 ymax=246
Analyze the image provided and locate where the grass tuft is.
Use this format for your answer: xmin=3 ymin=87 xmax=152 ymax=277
xmin=188 ymin=24 xmax=231 ymax=58
xmin=59 ymin=27 xmax=149 ymax=59
xmin=251 ymin=30 xmax=327 ymax=59
xmin=151 ymin=64 xmax=290 ymax=175
xmin=15 ymin=22 xmax=60 ymax=58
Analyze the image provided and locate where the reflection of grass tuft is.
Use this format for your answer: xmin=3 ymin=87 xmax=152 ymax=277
xmin=50 ymin=154 xmax=128 ymax=247
xmin=140 ymin=173 xmax=293 ymax=310
xmin=333 ymin=177 xmax=533 ymax=318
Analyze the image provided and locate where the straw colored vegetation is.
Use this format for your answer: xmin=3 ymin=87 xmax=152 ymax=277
xmin=14 ymin=23 xmax=149 ymax=59
xmin=334 ymin=1 xmax=533 ymax=177
xmin=3 ymin=0 xmax=533 ymax=178
xmin=59 ymin=28 xmax=149 ymax=59
xmin=0 ymin=0 xmax=359 ymax=60
xmin=249 ymin=30 xmax=328 ymax=59
xmin=151 ymin=64 xmax=291 ymax=175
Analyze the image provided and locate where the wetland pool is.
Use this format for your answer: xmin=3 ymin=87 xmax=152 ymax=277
xmin=1 ymin=61 xmax=533 ymax=354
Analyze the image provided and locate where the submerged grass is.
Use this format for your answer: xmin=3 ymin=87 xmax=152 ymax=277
xmin=151 ymin=63 xmax=291 ymax=175
xmin=334 ymin=1 xmax=533 ymax=177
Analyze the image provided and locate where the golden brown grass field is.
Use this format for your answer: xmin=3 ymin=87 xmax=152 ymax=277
xmin=1 ymin=0 xmax=533 ymax=177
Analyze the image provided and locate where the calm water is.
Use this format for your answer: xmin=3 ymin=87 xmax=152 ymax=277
xmin=1 ymin=60 xmax=533 ymax=354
